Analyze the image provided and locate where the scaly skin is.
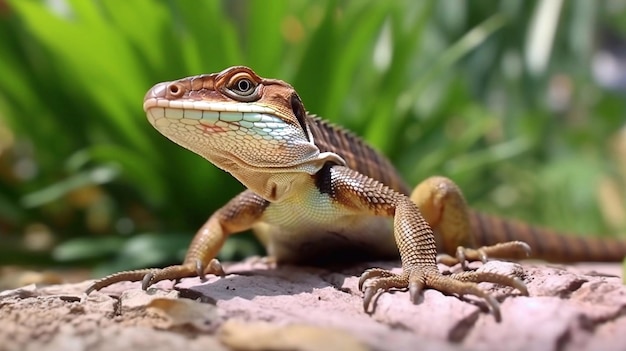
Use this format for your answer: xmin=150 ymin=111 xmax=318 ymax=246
xmin=86 ymin=66 xmax=624 ymax=320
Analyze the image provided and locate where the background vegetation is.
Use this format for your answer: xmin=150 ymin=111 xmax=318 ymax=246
xmin=1 ymin=0 xmax=625 ymax=279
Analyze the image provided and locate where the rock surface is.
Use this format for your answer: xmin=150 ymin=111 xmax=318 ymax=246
xmin=0 ymin=259 xmax=625 ymax=351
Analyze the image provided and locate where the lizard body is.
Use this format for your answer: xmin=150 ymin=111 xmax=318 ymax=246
xmin=87 ymin=66 xmax=626 ymax=319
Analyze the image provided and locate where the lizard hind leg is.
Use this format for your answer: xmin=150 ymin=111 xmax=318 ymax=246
xmin=410 ymin=176 xmax=530 ymax=267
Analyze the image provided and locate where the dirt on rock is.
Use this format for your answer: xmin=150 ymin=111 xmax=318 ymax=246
xmin=1 ymin=259 xmax=625 ymax=351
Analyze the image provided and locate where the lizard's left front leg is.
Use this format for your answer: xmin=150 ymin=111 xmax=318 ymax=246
xmin=329 ymin=166 xmax=527 ymax=320
xmin=86 ymin=190 xmax=268 ymax=294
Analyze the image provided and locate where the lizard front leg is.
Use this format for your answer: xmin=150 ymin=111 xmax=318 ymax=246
xmin=410 ymin=176 xmax=530 ymax=267
xmin=326 ymin=166 xmax=527 ymax=320
xmin=86 ymin=190 xmax=268 ymax=294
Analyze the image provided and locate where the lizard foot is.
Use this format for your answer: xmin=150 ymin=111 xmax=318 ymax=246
xmin=85 ymin=258 xmax=225 ymax=294
xmin=437 ymin=241 xmax=531 ymax=268
xmin=358 ymin=265 xmax=527 ymax=321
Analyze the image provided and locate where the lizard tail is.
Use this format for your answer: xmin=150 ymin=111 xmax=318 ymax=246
xmin=469 ymin=211 xmax=626 ymax=262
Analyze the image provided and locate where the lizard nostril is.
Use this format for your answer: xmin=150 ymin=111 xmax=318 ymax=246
xmin=167 ymin=83 xmax=183 ymax=97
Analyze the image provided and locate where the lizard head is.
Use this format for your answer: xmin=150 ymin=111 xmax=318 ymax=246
xmin=143 ymin=66 xmax=344 ymax=199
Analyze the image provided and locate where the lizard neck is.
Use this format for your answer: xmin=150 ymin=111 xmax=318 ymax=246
xmin=229 ymin=166 xmax=311 ymax=202
xmin=211 ymin=149 xmax=343 ymax=203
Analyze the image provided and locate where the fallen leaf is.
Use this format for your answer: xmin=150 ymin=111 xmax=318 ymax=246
xmin=218 ymin=320 xmax=367 ymax=351
xmin=147 ymin=298 xmax=219 ymax=332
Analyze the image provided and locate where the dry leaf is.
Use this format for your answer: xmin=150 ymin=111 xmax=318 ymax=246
xmin=218 ymin=320 xmax=367 ymax=351
xmin=147 ymin=298 xmax=219 ymax=332
xmin=0 ymin=267 xmax=63 ymax=290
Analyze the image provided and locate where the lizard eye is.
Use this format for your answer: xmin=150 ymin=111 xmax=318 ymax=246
xmin=223 ymin=75 xmax=260 ymax=102
xmin=231 ymin=78 xmax=256 ymax=96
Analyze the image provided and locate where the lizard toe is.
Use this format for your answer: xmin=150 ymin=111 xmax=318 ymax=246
xmin=358 ymin=268 xmax=396 ymax=291
xmin=440 ymin=241 xmax=533 ymax=269
xmin=449 ymin=270 xmax=528 ymax=296
xmin=472 ymin=241 xmax=532 ymax=262
xmin=87 ymin=261 xmax=227 ymax=294
xmin=86 ymin=268 xmax=157 ymax=294
xmin=139 ymin=263 xmax=204 ymax=290
xmin=436 ymin=253 xmax=460 ymax=266
xmin=359 ymin=269 xmax=408 ymax=312
xmin=423 ymin=270 xmax=503 ymax=322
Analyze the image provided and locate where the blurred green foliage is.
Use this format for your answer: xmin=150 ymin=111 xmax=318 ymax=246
xmin=0 ymin=0 xmax=625 ymax=276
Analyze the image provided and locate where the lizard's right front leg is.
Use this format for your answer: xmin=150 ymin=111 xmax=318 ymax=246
xmin=86 ymin=190 xmax=268 ymax=294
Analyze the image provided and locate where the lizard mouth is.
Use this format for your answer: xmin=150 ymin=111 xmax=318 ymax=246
xmin=144 ymin=104 xmax=251 ymax=136
xmin=144 ymin=97 xmax=289 ymax=135
xmin=143 ymin=96 xmax=276 ymax=116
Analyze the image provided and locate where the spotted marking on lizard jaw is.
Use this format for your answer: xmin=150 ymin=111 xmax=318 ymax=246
xmin=198 ymin=122 xmax=228 ymax=134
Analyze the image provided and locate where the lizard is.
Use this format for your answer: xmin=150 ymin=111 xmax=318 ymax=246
xmin=86 ymin=66 xmax=626 ymax=320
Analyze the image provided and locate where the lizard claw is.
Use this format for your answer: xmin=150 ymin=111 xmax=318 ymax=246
xmin=195 ymin=258 xmax=225 ymax=281
xmin=484 ymin=294 xmax=501 ymax=322
xmin=409 ymin=280 xmax=424 ymax=304
xmin=363 ymin=286 xmax=377 ymax=312
xmin=195 ymin=260 xmax=205 ymax=280
xmin=141 ymin=272 xmax=156 ymax=290
xmin=207 ymin=258 xmax=226 ymax=277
